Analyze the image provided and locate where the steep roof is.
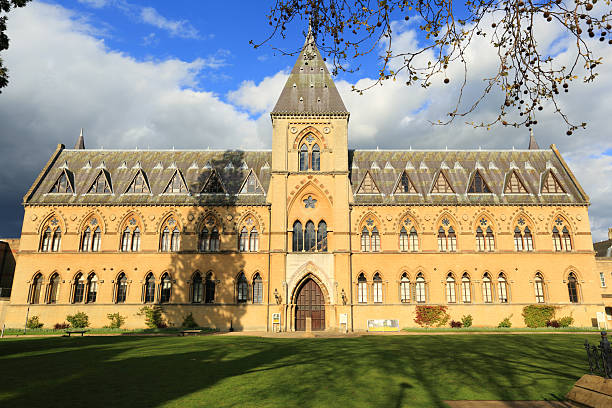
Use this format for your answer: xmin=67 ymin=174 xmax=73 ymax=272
xmin=349 ymin=147 xmax=588 ymax=206
xmin=271 ymin=28 xmax=348 ymax=115
xmin=25 ymin=149 xmax=271 ymax=206
xmin=594 ymin=239 xmax=612 ymax=258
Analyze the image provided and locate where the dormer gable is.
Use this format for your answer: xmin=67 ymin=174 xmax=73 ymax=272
xmin=125 ymin=169 xmax=151 ymax=194
xmin=356 ymin=170 xmax=381 ymax=194
xmin=239 ymin=169 xmax=265 ymax=194
xmin=163 ymin=170 xmax=189 ymax=194
xmin=201 ymin=170 xmax=226 ymax=194
xmin=393 ymin=171 xmax=418 ymax=194
xmin=431 ymin=171 xmax=454 ymax=194
xmin=49 ymin=169 xmax=74 ymax=194
xmin=504 ymin=170 xmax=529 ymax=194
xmin=87 ymin=169 xmax=112 ymax=194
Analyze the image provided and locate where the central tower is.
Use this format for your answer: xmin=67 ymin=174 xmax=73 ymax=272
xmin=267 ymin=28 xmax=351 ymax=331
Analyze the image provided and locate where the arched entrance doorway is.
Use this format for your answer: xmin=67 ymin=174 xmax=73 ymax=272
xmin=295 ymin=278 xmax=325 ymax=331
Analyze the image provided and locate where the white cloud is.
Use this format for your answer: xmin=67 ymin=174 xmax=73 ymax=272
xmin=227 ymin=71 xmax=289 ymax=115
xmin=139 ymin=6 xmax=199 ymax=39
xmin=77 ymin=0 xmax=110 ymax=8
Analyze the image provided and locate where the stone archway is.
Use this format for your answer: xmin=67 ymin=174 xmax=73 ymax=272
xmin=293 ymin=277 xmax=325 ymax=331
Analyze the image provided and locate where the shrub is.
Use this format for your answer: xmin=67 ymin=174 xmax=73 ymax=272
xmin=66 ymin=312 xmax=89 ymax=328
xmin=498 ymin=315 xmax=513 ymax=328
xmin=450 ymin=320 xmax=463 ymax=328
xmin=138 ymin=306 xmax=166 ymax=329
xmin=181 ymin=313 xmax=198 ymax=329
xmin=559 ymin=316 xmax=574 ymax=327
xmin=414 ymin=305 xmax=450 ymax=327
xmin=546 ymin=320 xmax=560 ymax=328
xmin=106 ymin=313 xmax=126 ymax=329
xmin=26 ymin=315 xmax=43 ymax=329
xmin=522 ymin=305 xmax=555 ymax=328
xmin=461 ymin=314 xmax=473 ymax=328
xmin=54 ymin=322 xmax=70 ymax=330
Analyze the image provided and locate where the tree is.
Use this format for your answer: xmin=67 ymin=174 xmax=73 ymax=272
xmin=255 ymin=0 xmax=612 ymax=134
xmin=1 ymin=0 xmax=32 ymax=93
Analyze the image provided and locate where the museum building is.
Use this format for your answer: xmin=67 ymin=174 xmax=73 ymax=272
xmin=2 ymin=31 xmax=603 ymax=331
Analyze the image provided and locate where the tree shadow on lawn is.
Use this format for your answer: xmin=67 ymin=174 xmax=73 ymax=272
xmin=0 ymin=334 xmax=599 ymax=408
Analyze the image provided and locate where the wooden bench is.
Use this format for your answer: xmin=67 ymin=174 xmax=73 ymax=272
xmin=65 ymin=330 xmax=88 ymax=337
xmin=179 ymin=329 xmax=202 ymax=336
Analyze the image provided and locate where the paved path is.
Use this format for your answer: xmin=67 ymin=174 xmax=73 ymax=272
xmin=444 ymin=401 xmax=582 ymax=407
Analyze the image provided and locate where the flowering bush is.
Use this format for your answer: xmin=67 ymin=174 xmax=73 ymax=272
xmin=414 ymin=305 xmax=450 ymax=327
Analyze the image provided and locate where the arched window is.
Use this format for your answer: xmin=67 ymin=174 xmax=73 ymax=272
xmin=399 ymin=227 xmax=409 ymax=252
xmin=498 ymin=273 xmax=508 ymax=303
xmin=249 ymin=228 xmax=259 ymax=252
xmin=210 ymin=227 xmax=220 ymax=251
xmin=30 ymin=274 xmax=43 ymax=304
xmin=461 ymin=273 xmax=471 ymax=303
xmin=534 ymin=272 xmax=545 ymax=303
xmin=373 ymin=273 xmax=383 ymax=303
xmin=121 ymin=227 xmax=131 ymax=252
xmin=52 ymin=229 xmax=61 ymax=252
xmin=482 ymin=273 xmax=493 ymax=303
xmin=448 ymin=227 xmax=457 ymax=251
xmin=91 ymin=227 xmax=101 ymax=252
xmin=132 ymin=227 xmax=141 ymax=251
xmin=237 ymin=272 xmax=248 ymax=303
xmin=171 ymin=228 xmax=180 ymax=251
xmin=485 ymin=227 xmax=495 ymax=251
xmin=305 ymin=221 xmax=316 ymax=252
xmin=361 ymin=227 xmax=370 ymax=252
xmin=438 ymin=227 xmax=447 ymax=252
xmin=371 ymin=227 xmax=380 ymax=252
xmin=562 ymin=227 xmax=572 ymax=251
xmin=357 ymin=273 xmax=367 ymax=303
xmin=299 ymin=144 xmax=308 ymax=171
xmin=205 ymin=272 xmax=215 ymax=303
xmin=81 ymin=227 xmax=91 ymax=252
xmin=144 ymin=273 xmax=155 ymax=303
xmin=415 ymin=273 xmax=426 ymax=303
xmin=253 ymin=273 xmax=263 ymax=304
xmin=161 ymin=227 xmax=170 ymax=252
xmin=293 ymin=221 xmax=303 ymax=252
xmin=514 ymin=227 xmax=523 ymax=251
xmin=86 ymin=274 xmax=98 ymax=303
xmin=317 ymin=221 xmax=327 ymax=252
xmin=73 ymin=273 xmax=85 ymax=303
xmin=160 ymin=273 xmax=172 ymax=303
xmin=311 ymin=144 xmax=320 ymax=171
xmin=199 ymin=227 xmax=209 ymax=252
xmin=116 ymin=273 xmax=128 ymax=303
xmin=400 ymin=273 xmax=410 ymax=303
xmin=552 ymin=227 xmax=562 ymax=251
xmin=192 ymin=272 xmax=203 ymax=303
xmin=446 ymin=273 xmax=456 ymax=303
xmin=476 ymin=227 xmax=485 ymax=252
xmin=409 ymin=227 xmax=419 ymax=252
xmin=41 ymin=227 xmax=52 ymax=252
xmin=524 ymin=227 xmax=533 ymax=251
xmin=47 ymin=273 xmax=60 ymax=304
xmin=567 ymin=272 xmax=579 ymax=303
xmin=239 ymin=227 xmax=249 ymax=252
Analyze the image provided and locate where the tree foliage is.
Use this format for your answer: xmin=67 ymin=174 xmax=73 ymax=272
xmin=0 ymin=0 xmax=32 ymax=93
xmin=256 ymin=0 xmax=612 ymax=133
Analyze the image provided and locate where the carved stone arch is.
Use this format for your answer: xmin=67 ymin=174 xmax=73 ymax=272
xmin=288 ymin=179 xmax=334 ymax=210
xmin=434 ymin=210 xmax=459 ymax=231
xmin=86 ymin=270 xmax=97 ymax=279
xmin=292 ymin=126 xmax=329 ymax=150
xmin=248 ymin=269 xmax=263 ymax=282
xmin=143 ymin=270 xmax=156 ymax=282
xmin=195 ymin=209 xmax=224 ymax=234
xmin=116 ymin=209 xmax=147 ymax=233
xmin=508 ymin=210 xmax=537 ymax=232
xmin=77 ymin=210 xmax=107 ymax=234
xmin=470 ymin=209 xmax=498 ymax=232
xmin=235 ymin=209 xmax=265 ymax=233
xmin=370 ymin=270 xmax=384 ymax=281
xmin=534 ymin=270 xmax=546 ymax=280
xmin=354 ymin=270 xmax=368 ymax=283
xmin=290 ymin=271 xmax=330 ymax=305
xmin=461 ymin=271 xmax=472 ymax=279
xmin=159 ymin=270 xmax=173 ymax=282
xmin=547 ymin=210 xmax=577 ymax=234
xmin=563 ymin=265 xmax=582 ymax=281
xmin=446 ymin=270 xmax=457 ymax=279
xmin=37 ymin=211 xmax=67 ymax=235
xmin=31 ymin=270 xmax=44 ymax=282
xmin=156 ymin=210 xmax=184 ymax=234
xmin=48 ymin=270 xmax=62 ymax=281
xmin=355 ymin=210 xmax=385 ymax=232
xmin=72 ymin=270 xmax=85 ymax=281
xmin=497 ymin=269 xmax=511 ymax=281
xmin=114 ymin=270 xmax=128 ymax=281
xmin=394 ymin=209 xmax=423 ymax=233
xmin=397 ymin=268 xmax=412 ymax=281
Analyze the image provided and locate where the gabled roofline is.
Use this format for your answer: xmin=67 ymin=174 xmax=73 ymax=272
xmin=550 ymin=144 xmax=590 ymax=202
xmin=200 ymin=168 xmax=227 ymax=194
xmin=23 ymin=144 xmax=65 ymax=204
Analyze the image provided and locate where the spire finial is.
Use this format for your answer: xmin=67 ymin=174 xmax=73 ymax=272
xmin=75 ymin=128 xmax=85 ymax=149
xmin=528 ymin=128 xmax=540 ymax=150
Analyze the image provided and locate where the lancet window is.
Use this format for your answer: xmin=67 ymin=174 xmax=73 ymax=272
xmin=482 ymin=273 xmax=493 ymax=303
xmin=357 ymin=273 xmax=367 ymax=303
xmin=361 ymin=221 xmax=381 ymax=252
xmin=199 ymin=217 xmax=221 ymax=252
xmin=298 ymin=134 xmax=321 ymax=171
xmin=144 ymin=273 xmax=156 ymax=303
xmin=40 ymin=217 xmax=62 ymax=252
xmin=498 ymin=273 xmax=509 ymax=303
xmin=160 ymin=217 xmax=180 ymax=252
xmin=567 ymin=272 xmax=579 ymax=303
xmin=239 ymin=217 xmax=259 ymax=252
xmin=445 ymin=273 xmax=456 ymax=303
xmin=116 ymin=273 xmax=128 ymax=303
xmin=292 ymin=220 xmax=327 ymax=252
xmin=160 ymin=273 xmax=172 ymax=303
xmin=373 ymin=273 xmax=383 ymax=303
xmin=400 ymin=273 xmax=410 ymax=303
xmin=461 ymin=273 xmax=471 ymax=303
xmin=534 ymin=273 xmax=545 ymax=303
xmin=437 ymin=224 xmax=457 ymax=252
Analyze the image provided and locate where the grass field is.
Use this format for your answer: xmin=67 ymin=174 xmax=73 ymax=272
xmin=0 ymin=334 xmax=600 ymax=407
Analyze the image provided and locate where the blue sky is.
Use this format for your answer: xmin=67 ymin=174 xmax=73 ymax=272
xmin=1 ymin=0 xmax=612 ymax=239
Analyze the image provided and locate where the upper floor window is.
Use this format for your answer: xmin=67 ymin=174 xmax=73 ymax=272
xmin=50 ymin=170 xmax=74 ymax=193
xmin=40 ymin=218 xmax=62 ymax=252
xmin=399 ymin=226 xmax=419 ymax=252
xmin=121 ymin=227 xmax=141 ymax=252
xmin=298 ymin=138 xmax=321 ymax=171
xmin=468 ymin=170 xmax=492 ymax=193
xmin=239 ymin=218 xmax=259 ymax=252
xmin=81 ymin=227 xmax=101 ymax=252
xmin=600 ymin=272 xmax=607 ymax=288
xmin=160 ymin=218 xmax=180 ymax=252
xmin=200 ymin=217 xmax=221 ymax=252
xmin=293 ymin=220 xmax=327 ymax=252
xmin=237 ymin=272 xmax=248 ymax=303
xmin=88 ymin=170 xmax=112 ymax=194
xmin=361 ymin=224 xmax=380 ymax=252
xmin=438 ymin=225 xmax=456 ymax=252
xmin=567 ymin=272 xmax=579 ymax=303
xmin=476 ymin=226 xmax=495 ymax=252
xmin=552 ymin=225 xmax=572 ymax=252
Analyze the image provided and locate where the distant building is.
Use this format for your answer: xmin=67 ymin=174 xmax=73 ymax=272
xmin=1 ymin=31 xmax=604 ymax=331
xmin=594 ymin=228 xmax=612 ymax=325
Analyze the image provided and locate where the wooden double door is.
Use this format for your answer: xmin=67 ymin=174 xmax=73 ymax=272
xmin=295 ymin=278 xmax=325 ymax=331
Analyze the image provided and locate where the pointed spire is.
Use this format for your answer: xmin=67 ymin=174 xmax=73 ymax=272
xmin=528 ymin=129 xmax=540 ymax=150
xmin=75 ymin=128 xmax=85 ymax=149
xmin=271 ymin=25 xmax=348 ymax=115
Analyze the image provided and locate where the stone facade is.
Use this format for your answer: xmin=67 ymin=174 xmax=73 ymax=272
xmin=2 ymin=32 xmax=605 ymax=331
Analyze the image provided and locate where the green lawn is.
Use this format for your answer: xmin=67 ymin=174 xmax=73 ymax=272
xmin=0 ymin=334 xmax=600 ymax=408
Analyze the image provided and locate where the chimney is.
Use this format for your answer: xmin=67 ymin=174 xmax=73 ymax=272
xmin=608 ymin=227 xmax=612 ymax=241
